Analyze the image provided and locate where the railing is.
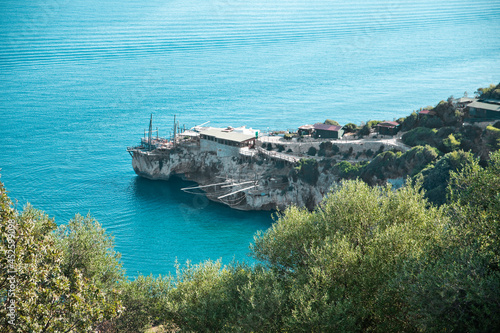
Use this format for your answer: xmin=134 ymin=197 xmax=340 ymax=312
xmin=257 ymin=147 xmax=300 ymax=163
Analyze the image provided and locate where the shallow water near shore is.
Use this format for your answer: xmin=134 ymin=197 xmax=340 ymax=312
xmin=1 ymin=0 xmax=499 ymax=276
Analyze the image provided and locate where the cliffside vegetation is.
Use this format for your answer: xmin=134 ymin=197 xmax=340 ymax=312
xmin=476 ymin=82 xmax=500 ymax=100
xmin=2 ymin=150 xmax=499 ymax=332
xmin=323 ymin=119 xmax=340 ymax=126
xmin=329 ymin=83 xmax=500 ymax=206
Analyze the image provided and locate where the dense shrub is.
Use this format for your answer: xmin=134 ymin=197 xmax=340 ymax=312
xmin=294 ymin=158 xmax=319 ymax=185
xmin=358 ymin=125 xmax=371 ymax=137
xmin=112 ymin=275 xmax=173 ymax=332
xmin=416 ymin=150 xmax=476 ymax=206
xmin=335 ymin=161 xmax=363 ymax=178
xmin=486 ymin=125 xmax=500 ymax=150
xmin=324 ymin=119 xmax=339 ymax=126
xmin=421 ymin=115 xmax=444 ymax=128
xmin=401 ymin=111 xmax=419 ymax=131
xmin=441 ymin=133 xmax=461 ymax=153
xmin=252 ymin=180 xmax=449 ymax=331
xmin=476 ymin=82 xmax=500 ymax=100
xmin=402 ymin=127 xmax=438 ymax=147
xmin=318 ymin=141 xmax=333 ymax=157
xmin=358 ymin=120 xmax=382 ymax=137
xmin=343 ymin=123 xmax=358 ymax=133
xmin=307 ymin=146 xmax=317 ymax=156
xmin=0 ymin=182 xmax=123 ymax=332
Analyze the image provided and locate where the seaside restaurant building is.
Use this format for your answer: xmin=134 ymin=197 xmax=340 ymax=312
xmin=376 ymin=121 xmax=401 ymax=136
xmin=313 ymin=123 xmax=344 ymax=139
xmin=199 ymin=127 xmax=258 ymax=157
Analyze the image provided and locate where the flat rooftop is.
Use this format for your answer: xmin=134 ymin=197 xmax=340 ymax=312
xmin=469 ymin=100 xmax=500 ymax=112
xmin=198 ymin=127 xmax=256 ymax=143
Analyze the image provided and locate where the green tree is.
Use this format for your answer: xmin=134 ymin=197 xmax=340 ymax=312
xmin=0 ymin=181 xmax=122 ymax=332
xmin=384 ymin=150 xmax=500 ymax=332
xmin=416 ymin=150 xmax=476 ymax=206
xmin=486 ymin=125 xmax=500 ymax=150
xmin=342 ymin=123 xmax=358 ymax=133
xmin=323 ymin=119 xmax=339 ymax=126
xmin=56 ymin=214 xmax=125 ymax=292
xmin=252 ymin=180 xmax=448 ymax=331
xmin=166 ymin=260 xmax=253 ymax=332
xmin=448 ymin=150 xmax=500 ymax=258
xmin=401 ymin=111 xmax=418 ymax=131
xmin=112 ymin=274 xmax=174 ymax=332
xmin=442 ymin=133 xmax=461 ymax=153
xmin=476 ymin=83 xmax=500 ymax=99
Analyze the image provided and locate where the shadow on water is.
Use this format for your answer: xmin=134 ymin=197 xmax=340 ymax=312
xmin=130 ymin=175 xmax=274 ymax=228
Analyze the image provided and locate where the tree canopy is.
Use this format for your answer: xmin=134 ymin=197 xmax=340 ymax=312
xmin=0 ymin=181 xmax=123 ymax=332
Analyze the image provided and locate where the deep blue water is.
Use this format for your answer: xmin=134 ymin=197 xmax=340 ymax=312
xmin=1 ymin=0 xmax=499 ymax=277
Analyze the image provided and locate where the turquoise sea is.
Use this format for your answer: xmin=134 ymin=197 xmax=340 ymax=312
xmin=1 ymin=0 xmax=499 ymax=276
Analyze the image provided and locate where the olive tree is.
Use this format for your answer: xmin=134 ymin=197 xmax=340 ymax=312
xmin=0 ymin=180 xmax=122 ymax=332
xmin=252 ymin=180 xmax=448 ymax=331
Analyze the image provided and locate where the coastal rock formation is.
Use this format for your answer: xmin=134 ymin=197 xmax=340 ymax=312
xmin=130 ymin=142 xmax=337 ymax=211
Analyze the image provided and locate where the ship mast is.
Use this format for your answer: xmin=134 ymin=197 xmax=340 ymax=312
xmin=173 ymin=114 xmax=176 ymax=147
xmin=148 ymin=113 xmax=153 ymax=151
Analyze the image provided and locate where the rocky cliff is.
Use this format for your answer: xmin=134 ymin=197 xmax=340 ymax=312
xmin=130 ymin=142 xmax=338 ymax=211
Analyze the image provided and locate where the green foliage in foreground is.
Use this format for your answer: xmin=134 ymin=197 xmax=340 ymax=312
xmin=2 ymin=151 xmax=500 ymax=332
xmin=252 ymin=181 xmax=449 ymax=331
xmin=0 ymin=182 xmax=123 ymax=332
xmin=56 ymin=214 xmax=126 ymax=292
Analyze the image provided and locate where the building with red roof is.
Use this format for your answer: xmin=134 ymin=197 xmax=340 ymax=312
xmin=376 ymin=121 xmax=401 ymax=136
xmin=313 ymin=123 xmax=344 ymax=139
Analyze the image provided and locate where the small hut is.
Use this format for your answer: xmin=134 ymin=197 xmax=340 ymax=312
xmin=376 ymin=121 xmax=401 ymax=136
xmin=313 ymin=123 xmax=344 ymax=139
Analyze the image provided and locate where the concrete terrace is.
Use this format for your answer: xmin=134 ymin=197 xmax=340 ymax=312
xmin=256 ymin=133 xmax=411 ymax=162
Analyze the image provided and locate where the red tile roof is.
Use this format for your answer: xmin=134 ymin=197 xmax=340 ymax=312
xmin=377 ymin=121 xmax=400 ymax=128
xmin=419 ymin=109 xmax=436 ymax=115
xmin=313 ymin=123 xmax=343 ymax=131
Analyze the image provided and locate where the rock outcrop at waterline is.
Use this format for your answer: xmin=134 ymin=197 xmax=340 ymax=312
xmin=130 ymin=142 xmax=335 ymax=211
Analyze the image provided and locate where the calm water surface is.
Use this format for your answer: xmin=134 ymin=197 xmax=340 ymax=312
xmin=1 ymin=0 xmax=499 ymax=276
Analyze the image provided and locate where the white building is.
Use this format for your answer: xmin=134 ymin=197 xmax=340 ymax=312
xmin=198 ymin=127 xmax=259 ymax=157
